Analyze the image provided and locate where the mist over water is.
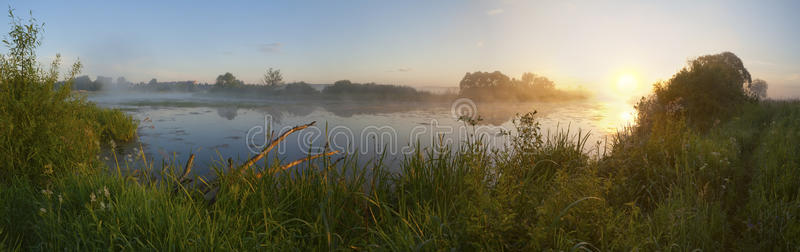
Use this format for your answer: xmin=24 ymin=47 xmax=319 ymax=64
xmin=87 ymin=90 xmax=634 ymax=175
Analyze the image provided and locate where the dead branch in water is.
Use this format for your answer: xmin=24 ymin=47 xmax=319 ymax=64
xmin=235 ymin=121 xmax=316 ymax=175
xmin=179 ymin=154 xmax=195 ymax=183
xmin=172 ymin=154 xmax=195 ymax=194
xmin=202 ymin=121 xmax=342 ymax=205
xmin=255 ymin=150 xmax=339 ymax=179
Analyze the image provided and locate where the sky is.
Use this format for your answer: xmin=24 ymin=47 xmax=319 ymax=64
xmin=3 ymin=0 xmax=800 ymax=98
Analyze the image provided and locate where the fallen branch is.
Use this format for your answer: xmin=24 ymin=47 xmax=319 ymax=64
xmin=179 ymin=154 xmax=195 ymax=183
xmin=255 ymin=150 xmax=339 ymax=179
xmin=172 ymin=154 xmax=195 ymax=194
xmin=235 ymin=121 xmax=316 ymax=174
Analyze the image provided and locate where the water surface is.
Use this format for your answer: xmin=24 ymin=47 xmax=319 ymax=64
xmin=90 ymin=92 xmax=634 ymax=175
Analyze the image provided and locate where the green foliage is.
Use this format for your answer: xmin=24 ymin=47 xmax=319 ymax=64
xmin=459 ymin=71 xmax=586 ymax=101
xmin=0 ymin=11 xmax=137 ymax=184
xmin=322 ymin=80 xmax=429 ymax=100
xmin=636 ymin=52 xmax=764 ymax=132
xmin=214 ymin=72 xmax=244 ymax=88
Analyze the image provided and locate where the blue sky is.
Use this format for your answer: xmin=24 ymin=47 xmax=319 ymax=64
xmin=3 ymin=0 xmax=800 ymax=97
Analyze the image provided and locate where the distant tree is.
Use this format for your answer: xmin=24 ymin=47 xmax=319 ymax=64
xmin=334 ymin=80 xmax=352 ymax=86
xmin=519 ymin=72 xmax=554 ymax=89
xmin=148 ymin=78 xmax=158 ymax=85
xmin=116 ymin=76 xmax=129 ymax=86
xmin=459 ymin=71 xmax=511 ymax=91
xmin=72 ymin=75 xmax=101 ymax=91
xmin=284 ymin=82 xmax=318 ymax=95
xmin=95 ymin=76 xmax=113 ymax=86
xmin=746 ymin=78 xmax=768 ymax=100
xmin=215 ymin=72 xmax=243 ymax=88
xmin=262 ymin=67 xmax=283 ymax=86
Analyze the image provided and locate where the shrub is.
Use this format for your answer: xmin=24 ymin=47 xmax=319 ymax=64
xmin=636 ymin=52 xmax=756 ymax=132
xmin=0 ymin=11 xmax=136 ymax=184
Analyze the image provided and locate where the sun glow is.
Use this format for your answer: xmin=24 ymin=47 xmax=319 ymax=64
xmin=616 ymin=74 xmax=638 ymax=92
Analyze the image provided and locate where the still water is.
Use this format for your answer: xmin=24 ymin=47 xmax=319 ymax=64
xmin=89 ymin=92 xmax=635 ymax=176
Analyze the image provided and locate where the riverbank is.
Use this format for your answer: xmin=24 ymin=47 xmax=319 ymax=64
xmin=1 ymin=100 xmax=799 ymax=250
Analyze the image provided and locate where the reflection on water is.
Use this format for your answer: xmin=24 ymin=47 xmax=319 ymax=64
xmin=216 ymin=107 xmax=239 ymax=120
xmin=90 ymin=93 xmax=636 ymax=176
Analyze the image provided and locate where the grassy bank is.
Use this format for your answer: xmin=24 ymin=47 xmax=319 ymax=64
xmin=2 ymin=100 xmax=799 ymax=250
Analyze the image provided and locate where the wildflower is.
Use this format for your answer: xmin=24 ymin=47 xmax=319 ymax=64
xmin=109 ymin=139 xmax=117 ymax=149
xmin=90 ymin=192 xmax=97 ymax=203
xmin=100 ymin=202 xmax=106 ymax=210
xmin=40 ymin=208 xmax=46 ymax=214
xmin=711 ymin=152 xmax=720 ymax=157
xmin=43 ymin=164 xmax=54 ymax=175
xmin=103 ymin=186 xmax=110 ymax=198
xmin=104 ymin=156 xmax=110 ymax=161
xmin=40 ymin=189 xmax=53 ymax=197
xmin=58 ymin=194 xmax=63 ymax=204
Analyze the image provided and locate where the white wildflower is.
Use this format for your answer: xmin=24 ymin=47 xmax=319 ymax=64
xmin=100 ymin=202 xmax=106 ymax=210
xmin=58 ymin=194 xmax=63 ymax=204
xmin=39 ymin=208 xmax=46 ymax=214
xmin=103 ymin=186 xmax=110 ymax=198
xmin=90 ymin=192 xmax=97 ymax=203
xmin=40 ymin=189 xmax=53 ymax=197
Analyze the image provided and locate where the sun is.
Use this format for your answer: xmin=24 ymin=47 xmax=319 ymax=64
xmin=616 ymin=74 xmax=638 ymax=92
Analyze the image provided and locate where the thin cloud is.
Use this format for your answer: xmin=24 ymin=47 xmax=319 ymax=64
xmin=487 ymin=8 xmax=504 ymax=16
xmin=388 ymin=67 xmax=412 ymax=72
xmin=476 ymin=41 xmax=484 ymax=47
xmin=258 ymin=43 xmax=282 ymax=53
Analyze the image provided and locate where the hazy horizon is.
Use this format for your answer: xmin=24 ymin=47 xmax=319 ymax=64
xmin=4 ymin=0 xmax=800 ymax=98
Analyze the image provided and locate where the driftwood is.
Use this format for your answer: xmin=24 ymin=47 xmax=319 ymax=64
xmin=200 ymin=121 xmax=339 ymax=205
xmin=172 ymin=154 xmax=195 ymax=194
xmin=235 ymin=121 xmax=316 ymax=175
xmin=179 ymin=154 xmax=195 ymax=183
xmin=254 ymin=150 xmax=339 ymax=179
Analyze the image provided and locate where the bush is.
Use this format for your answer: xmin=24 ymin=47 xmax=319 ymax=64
xmin=0 ymin=11 xmax=136 ymax=184
xmin=636 ymin=52 xmax=757 ymax=132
